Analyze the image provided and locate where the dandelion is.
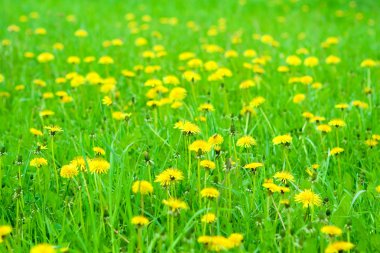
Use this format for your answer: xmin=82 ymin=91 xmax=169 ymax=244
xmin=273 ymin=171 xmax=295 ymax=184
xmin=39 ymin=110 xmax=54 ymax=117
xmin=294 ymin=189 xmax=322 ymax=208
xmin=201 ymin=213 xmax=216 ymax=223
xmin=112 ymin=111 xmax=131 ymax=121
xmin=236 ymin=136 xmax=257 ymax=148
xmin=239 ymin=80 xmax=255 ymax=89
xmin=272 ymin=134 xmax=292 ymax=145
xmin=198 ymin=235 xmax=235 ymax=251
xmin=198 ymin=103 xmax=214 ymax=112
xmin=98 ymin=56 xmax=114 ymax=64
xmin=88 ymin=158 xmax=110 ymax=174
xmin=169 ymin=87 xmax=187 ymax=101
xmin=37 ymin=52 xmax=54 ymax=63
xmin=102 ymin=96 xmax=112 ymax=106
xmin=200 ymin=187 xmax=220 ymax=199
xmin=93 ymin=147 xmax=105 ymax=156
xmin=310 ymin=116 xmax=326 ymax=123
xmin=228 ymin=233 xmax=244 ymax=247
xmin=328 ymin=119 xmax=345 ymax=127
xmin=325 ymin=241 xmax=354 ymax=253
xmin=30 ymin=158 xmax=48 ymax=168
xmin=365 ymin=139 xmax=378 ymax=147
xmin=286 ymin=55 xmax=302 ymax=66
xmin=293 ymin=94 xmax=305 ymax=103
xmin=154 ymin=168 xmax=184 ymax=186
xmin=329 ymin=147 xmax=344 ymax=156
xmin=304 ymin=56 xmax=319 ymax=67
xmin=189 ymin=140 xmax=212 ymax=153
xmin=243 ymin=162 xmax=263 ymax=172
xmin=200 ymin=160 xmax=216 ymax=170
xmin=183 ymin=71 xmax=201 ymax=82
xmin=162 ymin=198 xmax=188 ymax=212
xmin=30 ymin=243 xmax=56 ymax=253
xmin=70 ymin=156 xmax=87 ymax=172
xmin=131 ymin=216 xmax=149 ymax=227
xmin=208 ymin=134 xmax=224 ymax=145
xmin=132 ymin=180 xmax=154 ymax=194
xmin=30 ymin=128 xmax=43 ymax=136
xmin=325 ymin=55 xmax=341 ymax=64
xmin=321 ymin=225 xmax=343 ymax=236
xmin=44 ymin=126 xmax=63 ymax=136
xmin=317 ymin=124 xmax=332 ymax=133
xmin=0 ymin=225 xmax=12 ymax=243
xmin=250 ymin=96 xmax=266 ymax=107
xmin=179 ymin=121 xmax=201 ymax=135
xmin=360 ymin=59 xmax=377 ymax=68
xmin=335 ymin=103 xmax=349 ymax=110
xmin=75 ymin=29 xmax=88 ymax=37
xmin=60 ymin=164 xmax=79 ymax=178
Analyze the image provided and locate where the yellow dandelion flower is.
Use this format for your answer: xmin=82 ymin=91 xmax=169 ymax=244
xmin=44 ymin=126 xmax=63 ymax=136
xmin=37 ymin=52 xmax=54 ymax=63
xmin=93 ymin=147 xmax=105 ymax=156
xmin=0 ymin=225 xmax=12 ymax=243
xmin=293 ymin=94 xmax=305 ymax=103
xmin=131 ymin=216 xmax=149 ymax=227
xmin=228 ymin=233 xmax=244 ymax=247
xmin=201 ymin=213 xmax=216 ymax=224
xmin=198 ymin=103 xmax=214 ymax=112
xmin=317 ymin=124 xmax=332 ymax=133
xmin=75 ymin=29 xmax=88 ymax=37
xmin=236 ymin=136 xmax=257 ymax=148
xmin=60 ymin=164 xmax=79 ymax=179
xmin=162 ymin=198 xmax=188 ymax=212
xmin=30 ymin=243 xmax=56 ymax=253
xmin=310 ymin=116 xmax=326 ymax=123
xmin=243 ymin=162 xmax=263 ymax=172
xmin=70 ymin=157 xmax=87 ymax=172
xmin=321 ymin=225 xmax=343 ymax=236
xmin=325 ymin=241 xmax=354 ymax=253
xmin=179 ymin=121 xmax=201 ymax=135
xmin=304 ymin=56 xmax=319 ymax=67
xmin=325 ymin=55 xmax=341 ymax=64
xmin=189 ymin=140 xmax=211 ymax=153
xmin=365 ymin=139 xmax=378 ymax=147
xmin=360 ymin=59 xmax=377 ymax=68
xmin=272 ymin=134 xmax=292 ymax=145
xmin=329 ymin=147 xmax=344 ymax=156
xmin=183 ymin=71 xmax=201 ymax=82
xmin=328 ymin=119 xmax=346 ymax=127
xmin=200 ymin=160 xmax=216 ymax=170
xmin=294 ymin=189 xmax=322 ymax=208
xmin=102 ymin=96 xmax=112 ymax=106
xmin=286 ymin=55 xmax=302 ymax=66
xmin=201 ymin=187 xmax=220 ymax=199
xmin=30 ymin=158 xmax=48 ymax=168
xmin=273 ymin=171 xmax=294 ymax=184
xmin=88 ymin=158 xmax=110 ymax=174
xmin=132 ymin=180 xmax=153 ymax=195
xmin=208 ymin=134 xmax=224 ymax=145
xmin=30 ymin=128 xmax=43 ymax=136
xmin=239 ymin=80 xmax=256 ymax=89
xmin=335 ymin=103 xmax=349 ymax=110
xmin=250 ymin=96 xmax=266 ymax=107
xmin=154 ymin=168 xmax=184 ymax=187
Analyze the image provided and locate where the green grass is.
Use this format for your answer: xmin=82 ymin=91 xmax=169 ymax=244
xmin=0 ymin=0 xmax=380 ymax=252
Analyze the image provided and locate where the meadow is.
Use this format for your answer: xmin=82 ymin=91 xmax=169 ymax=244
xmin=0 ymin=0 xmax=380 ymax=252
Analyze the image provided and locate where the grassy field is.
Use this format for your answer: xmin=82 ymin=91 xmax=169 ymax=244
xmin=1 ymin=0 xmax=380 ymax=252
